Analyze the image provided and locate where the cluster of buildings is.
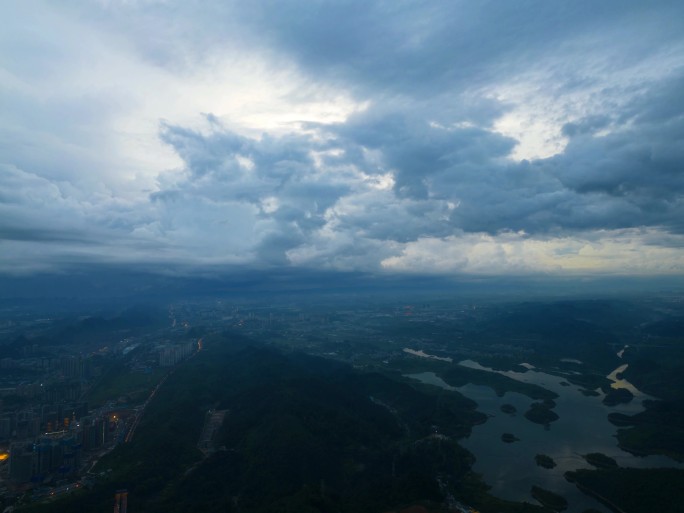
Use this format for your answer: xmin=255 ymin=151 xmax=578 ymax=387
xmin=0 ymin=355 xmax=95 ymax=399
xmin=0 ymin=307 xmax=203 ymax=509
xmin=6 ymin=409 xmax=120 ymax=484
xmin=0 ymin=402 xmax=88 ymax=441
xmin=8 ymin=433 xmax=81 ymax=483
xmin=0 ymin=353 xmax=128 ymax=502
xmin=157 ymin=341 xmax=195 ymax=367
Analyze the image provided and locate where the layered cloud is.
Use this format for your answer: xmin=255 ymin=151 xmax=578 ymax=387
xmin=1 ymin=1 xmax=683 ymax=276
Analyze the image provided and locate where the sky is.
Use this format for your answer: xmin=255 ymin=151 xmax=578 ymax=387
xmin=2 ymin=0 xmax=684 ymax=281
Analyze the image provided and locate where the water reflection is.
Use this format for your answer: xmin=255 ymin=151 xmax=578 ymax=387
xmin=606 ymin=363 xmax=652 ymax=397
xmin=403 ymin=347 xmax=453 ymax=362
xmin=406 ymin=365 xmax=682 ymax=513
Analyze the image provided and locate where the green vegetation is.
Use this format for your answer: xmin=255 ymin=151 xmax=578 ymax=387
xmin=606 ymin=412 xmax=631 ymax=426
xmin=622 ymin=358 xmax=684 ymax=401
xmin=563 ymin=372 xmax=611 ymax=393
xmin=441 ymin=365 xmax=557 ymax=401
xmin=582 ymin=453 xmax=617 ymax=469
xmin=9 ymin=307 xmax=167 ymax=349
xmin=500 ymin=403 xmax=517 ymax=415
xmin=530 ymin=485 xmax=567 ymax=511
xmin=473 ymin=301 xmax=619 ymax=373
xmin=451 ymin=473 xmax=547 ymax=513
xmin=470 ymin=356 xmax=531 ymax=373
xmin=524 ymin=401 xmax=559 ymax=426
xmin=534 ymin=454 xmax=556 ymax=469
xmin=609 ymin=399 xmax=684 ymax=462
xmin=16 ymin=297 xmax=684 ymax=513
xmin=601 ymin=387 xmax=633 ymax=406
xmin=578 ymin=388 xmax=600 ymax=397
xmin=85 ymin=361 xmax=167 ymax=407
xmin=566 ymin=468 xmax=684 ymax=513
xmin=600 ymin=318 xmax=684 ymax=464
xmin=23 ymin=332 xmax=543 ymax=513
xmin=501 ymin=433 xmax=519 ymax=443
xmin=387 ymin=356 xmax=453 ymax=376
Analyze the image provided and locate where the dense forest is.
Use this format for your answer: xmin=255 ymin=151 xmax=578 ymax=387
xmin=23 ymin=332 xmax=545 ymax=513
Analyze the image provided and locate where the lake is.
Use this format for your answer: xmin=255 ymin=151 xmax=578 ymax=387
xmin=406 ymin=360 xmax=682 ymax=513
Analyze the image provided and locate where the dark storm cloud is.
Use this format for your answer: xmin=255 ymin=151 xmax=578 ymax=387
xmin=155 ymin=120 xmax=355 ymax=263
xmin=283 ymin=75 xmax=681 ymax=238
xmin=154 ymin=50 xmax=684 ymax=256
xmin=321 ymin=104 xmax=516 ymax=199
xmin=544 ymin=70 xmax=684 ymax=233
xmin=233 ymin=0 xmax=684 ymax=96
xmin=166 ymin=0 xmax=682 ymax=243
xmin=159 ymin=121 xmax=347 ymax=205
xmin=0 ymin=225 xmax=96 ymax=245
xmin=2 ymin=0 xmax=684 ymax=275
xmin=234 ymin=0 xmax=684 ymax=243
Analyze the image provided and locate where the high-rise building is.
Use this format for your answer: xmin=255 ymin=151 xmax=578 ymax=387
xmin=114 ymin=489 xmax=128 ymax=513
xmin=0 ymin=413 xmax=14 ymax=439
xmin=158 ymin=341 xmax=194 ymax=367
xmin=80 ymin=415 xmax=106 ymax=451
xmin=8 ymin=441 xmax=34 ymax=482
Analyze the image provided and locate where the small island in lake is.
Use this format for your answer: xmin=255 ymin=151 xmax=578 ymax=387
xmin=602 ymin=387 xmax=634 ymax=406
xmin=530 ymin=485 xmax=568 ymax=511
xmin=583 ymin=452 xmax=618 ymax=469
xmin=501 ymin=433 xmax=520 ymax=443
xmin=525 ymin=399 xmax=559 ymax=426
xmin=535 ymin=453 xmax=557 ymax=469
xmin=500 ymin=403 xmax=517 ymax=415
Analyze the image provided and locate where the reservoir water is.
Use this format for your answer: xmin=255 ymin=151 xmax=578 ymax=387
xmin=406 ymin=360 xmax=682 ymax=513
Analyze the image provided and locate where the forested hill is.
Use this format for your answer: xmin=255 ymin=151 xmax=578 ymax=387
xmin=25 ymin=331 xmax=546 ymax=513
